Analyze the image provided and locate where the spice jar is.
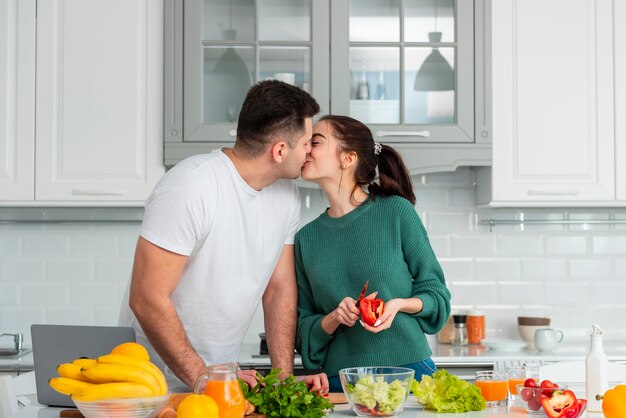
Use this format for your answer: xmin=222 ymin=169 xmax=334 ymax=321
xmin=437 ymin=316 xmax=454 ymax=344
xmin=451 ymin=314 xmax=468 ymax=346
xmin=467 ymin=310 xmax=486 ymax=345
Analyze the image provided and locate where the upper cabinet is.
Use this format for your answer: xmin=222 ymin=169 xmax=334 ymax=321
xmin=489 ymin=0 xmax=625 ymax=206
xmin=164 ymin=0 xmax=491 ymax=174
xmin=1 ymin=0 xmax=164 ymax=205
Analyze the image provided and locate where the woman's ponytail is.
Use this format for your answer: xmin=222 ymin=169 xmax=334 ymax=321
xmin=367 ymin=144 xmax=416 ymax=205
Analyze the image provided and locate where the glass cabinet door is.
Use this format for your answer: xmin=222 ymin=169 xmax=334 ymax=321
xmin=180 ymin=0 xmax=328 ymax=143
xmin=330 ymin=0 xmax=474 ymax=143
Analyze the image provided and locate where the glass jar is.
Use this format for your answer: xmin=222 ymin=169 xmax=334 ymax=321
xmin=467 ymin=310 xmax=486 ymax=345
xmin=451 ymin=314 xmax=468 ymax=346
xmin=194 ymin=362 xmax=246 ymax=418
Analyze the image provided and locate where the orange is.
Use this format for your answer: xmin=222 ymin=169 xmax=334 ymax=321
xmin=110 ymin=342 xmax=150 ymax=361
xmin=177 ymin=394 xmax=220 ymax=418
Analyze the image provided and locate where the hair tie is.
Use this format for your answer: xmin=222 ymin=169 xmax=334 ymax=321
xmin=374 ymin=141 xmax=382 ymax=155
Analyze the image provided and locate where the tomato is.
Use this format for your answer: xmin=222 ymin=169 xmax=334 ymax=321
xmin=534 ymin=390 xmax=550 ymax=404
xmin=527 ymin=398 xmax=542 ymax=411
xmin=521 ymin=388 xmax=534 ymax=402
xmin=524 ymin=378 xmax=539 ymax=388
xmin=541 ymin=380 xmax=559 ymax=396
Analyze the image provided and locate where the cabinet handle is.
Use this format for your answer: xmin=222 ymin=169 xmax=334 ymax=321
xmin=71 ymin=189 xmax=126 ymax=196
xmin=526 ymin=189 xmax=580 ymax=196
xmin=229 ymin=129 xmax=237 ymax=137
xmin=375 ymin=130 xmax=431 ymax=138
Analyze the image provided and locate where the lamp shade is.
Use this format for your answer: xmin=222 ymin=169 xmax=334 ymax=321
xmin=414 ymin=32 xmax=454 ymax=91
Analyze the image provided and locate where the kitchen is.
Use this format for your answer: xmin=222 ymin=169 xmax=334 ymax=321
xmin=1 ymin=0 xmax=625 ymax=417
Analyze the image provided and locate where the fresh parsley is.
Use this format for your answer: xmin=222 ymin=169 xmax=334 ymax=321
xmin=239 ymin=369 xmax=334 ymax=418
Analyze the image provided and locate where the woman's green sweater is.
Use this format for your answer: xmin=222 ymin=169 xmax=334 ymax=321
xmin=295 ymin=195 xmax=450 ymax=377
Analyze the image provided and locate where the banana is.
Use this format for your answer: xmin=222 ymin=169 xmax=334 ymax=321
xmin=80 ymin=363 xmax=160 ymax=395
xmin=72 ymin=357 xmax=97 ymax=368
xmin=57 ymin=363 xmax=92 ymax=382
xmin=49 ymin=377 xmax=95 ymax=396
xmin=71 ymin=382 xmax=154 ymax=402
xmin=97 ymin=354 xmax=168 ymax=395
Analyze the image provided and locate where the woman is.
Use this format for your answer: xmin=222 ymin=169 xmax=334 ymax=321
xmin=295 ymin=115 xmax=451 ymax=392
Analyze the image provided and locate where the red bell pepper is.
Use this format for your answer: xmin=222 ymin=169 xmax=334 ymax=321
xmin=541 ymin=390 xmax=578 ymax=418
xmin=359 ymin=298 xmax=384 ymax=326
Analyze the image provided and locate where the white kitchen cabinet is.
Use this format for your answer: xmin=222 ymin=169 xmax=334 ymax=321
xmin=616 ymin=1 xmax=626 ymax=202
xmin=0 ymin=0 xmax=35 ymax=201
xmin=1 ymin=0 xmax=164 ymax=206
xmin=490 ymin=0 xmax=621 ymax=206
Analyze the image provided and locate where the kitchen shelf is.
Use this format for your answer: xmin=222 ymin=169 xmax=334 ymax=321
xmin=479 ymin=218 xmax=626 ymax=232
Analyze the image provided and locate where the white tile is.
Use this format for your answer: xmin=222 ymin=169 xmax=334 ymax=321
xmin=451 ymin=236 xmax=494 ymax=257
xmin=0 ymin=228 xmax=20 ymax=257
xmin=0 ymin=259 xmax=45 ymax=282
xmin=474 ymin=258 xmax=521 ymax=280
xmin=450 ymin=188 xmax=476 ymax=208
xmin=0 ymin=284 xmax=19 ymax=305
xmin=46 ymin=308 xmax=95 ymax=325
xmin=498 ymin=282 xmax=544 ymax=304
xmin=21 ymin=284 xmax=69 ymax=306
xmin=95 ymin=308 xmax=123 ymax=326
xmin=591 ymin=283 xmax=626 ymax=304
xmin=69 ymin=284 xmax=120 ymax=307
xmin=0 ymin=308 xmax=44 ymax=338
xmin=420 ymin=168 xmax=475 ymax=186
xmin=545 ymin=236 xmax=587 ymax=255
xmin=497 ymin=235 xmax=543 ymax=256
xmin=592 ymin=236 xmax=626 ymax=254
xmin=449 ymin=282 xmax=498 ymax=305
xmin=70 ymin=234 xmax=117 ymax=258
xmin=473 ymin=306 xmax=520 ymax=338
xmin=569 ymin=259 xmax=611 ymax=279
xmin=427 ymin=236 xmax=450 ymax=257
xmin=415 ymin=188 xmax=449 ymax=208
xmin=616 ymin=259 xmax=626 ymax=277
xmin=428 ymin=212 xmax=473 ymax=233
xmin=521 ymin=258 xmax=567 ymax=280
xmin=46 ymin=259 xmax=93 ymax=282
xmin=21 ymin=232 xmax=69 ymax=257
xmin=95 ymin=260 xmax=133 ymax=283
xmin=118 ymin=235 xmax=140 ymax=258
xmin=543 ymin=282 xmax=590 ymax=307
xmin=439 ymin=258 xmax=473 ymax=281
xmin=567 ymin=212 xmax=611 ymax=231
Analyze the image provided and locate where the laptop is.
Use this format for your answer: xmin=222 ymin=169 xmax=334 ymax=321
xmin=31 ymin=324 xmax=136 ymax=407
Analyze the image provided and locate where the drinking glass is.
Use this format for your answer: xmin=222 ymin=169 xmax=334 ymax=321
xmin=194 ymin=362 xmax=246 ymax=418
xmin=475 ymin=370 xmax=508 ymax=408
xmin=506 ymin=365 xmax=539 ymax=402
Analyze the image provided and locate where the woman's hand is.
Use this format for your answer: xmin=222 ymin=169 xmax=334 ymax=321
xmin=360 ymin=298 xmax=403 ymax=333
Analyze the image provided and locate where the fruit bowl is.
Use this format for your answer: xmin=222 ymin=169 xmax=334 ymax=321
xmin=339 ymin=367 xmax=414 ymax=417
xmin=73 ymin=395 xmax=169 ymax=418
xmin=516 ymin=383 xmax=567 ymax=415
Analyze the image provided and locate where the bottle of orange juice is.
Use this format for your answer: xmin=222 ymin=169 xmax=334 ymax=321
xmin=194 ymin=362 xmax=246 ymax=418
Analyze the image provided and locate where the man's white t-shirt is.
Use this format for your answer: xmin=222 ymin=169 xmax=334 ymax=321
xmin=119 ymin=150 xmax=300 ymax=390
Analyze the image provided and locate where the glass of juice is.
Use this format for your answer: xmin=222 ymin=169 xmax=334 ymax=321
xmin=194 ymin=362 xmax=246 ymax=418
xmin=475 ymin=370 xmax=508 ymax=408
xmin=506 ymin=365 xmax=539 ymax=402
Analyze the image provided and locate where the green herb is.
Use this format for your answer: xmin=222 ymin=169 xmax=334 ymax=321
xmin=411 ymin=369 xmax=486 ymax=413
xmin=239 ymin=369 xmax=334 ymax=418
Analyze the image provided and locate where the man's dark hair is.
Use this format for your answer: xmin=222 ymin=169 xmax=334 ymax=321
xmin=236 ymin=80 xmax=320 ymax=156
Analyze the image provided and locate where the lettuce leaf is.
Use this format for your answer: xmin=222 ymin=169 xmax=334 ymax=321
xmin=412 ymin=369 xmax=486 ymax=413
xmin=346 ymin=375 xmax=409 ymax=414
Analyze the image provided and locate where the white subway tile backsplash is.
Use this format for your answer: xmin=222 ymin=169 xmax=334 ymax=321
xmin=474 ymin=258 xmax=521 ymax=281
xmin=0 ymin=285 xmax=19 ymax=306
xmin=439 ymin=258 xmax=473 ymax=281
xmin=521 ymin=258 xmax=567 ymax=280
xmin=592 ymin=236 xmax=626 ymax=254
xmin=94 ymin=260 xmax=133 ymax=283
xmin=497 ymin=235 xmax=543 ymax=256
xmin=449 ymin=282 xmax=498 ymax=305
xmin=22 ymin=232 xmax=69 ymax=257
xmin=428 ymin=236 xmax=450 ymax=257
xmin=70 ymin=233 xmax=118 ymax=258
xmin=591 ymin=283 xmax=626 ymax=304
xmin=545 ymin=236 xmax=587 ymax=255
xmin=428 ymin=212 xmax=472 ymax=233
xmin=69 ymin=285 xmax=120 ymax=307
xmin=569 ymin=259 xmax=612 ymax=279
xmin=616 ymin=259 xmax=626 ymax=277
xmin=0 ymin=308 xmax=44 ymax=340
xmin=451 ymin=235 xmax=494 ymax=257
xmin=21 ymin=284 xmax=69 ymax=306
xmin=497 ymin=282 xmax=544 ymax=304
xmin=0 ymin=230 xmax=20 ymax=257
xmin=95 ymin=308 xmax=122 ymax=326
xmin=415 ymin=188 xmax=449 ymax=208
xmin=46 ymin=307 xmax=95 ymax=325
xmin=46 ymin=260 xmax=93 ymax=282
xmin=543 ymin=282 xmax=590 ymax=307
xmin=0 ymin=259 xmax=45 ymax=282
xmin=450 ymin=188 xmax=476 ymax=208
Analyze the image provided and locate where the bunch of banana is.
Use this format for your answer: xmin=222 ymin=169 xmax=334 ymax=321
xmin=49 ymin=342 xmax=168 ymax=402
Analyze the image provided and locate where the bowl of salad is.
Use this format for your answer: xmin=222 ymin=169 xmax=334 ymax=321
xmin=339 ymin=367 xmax=414 ymax=417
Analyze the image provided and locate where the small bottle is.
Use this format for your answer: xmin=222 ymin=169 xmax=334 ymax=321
xmin=376 ymin=62 xmax=386 ymax=100
xmin=467 ymin=310 xmax=486 ymax=345
xmin=356 ymin=60 xmax=369 ymax=100
xmin=586 ymin=324 xmax=608 ymax=413
xmin=451 ymin=314 xmax=468 ymax=346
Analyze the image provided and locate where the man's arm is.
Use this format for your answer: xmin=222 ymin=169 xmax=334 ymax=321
xmin=263 ymin=244 xmax=297 ymax=374
xmin=129 ymin=237 xmax=206 ymax=388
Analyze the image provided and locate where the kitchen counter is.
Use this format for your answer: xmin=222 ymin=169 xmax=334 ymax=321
xmin=0 ymin=351 xmax=34 ymax=373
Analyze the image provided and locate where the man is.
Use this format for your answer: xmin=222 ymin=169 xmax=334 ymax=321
xmin=119 ymin=80 xmax=328 ymax=392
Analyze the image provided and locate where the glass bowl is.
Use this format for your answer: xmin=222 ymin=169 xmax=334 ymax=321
xmin=516 ymin=383 xmax=568 ymax=415
xmin=73 ymin=395 xmax=169 ymax=418
xmin=339 ymin=367 xmax=414 ymax=417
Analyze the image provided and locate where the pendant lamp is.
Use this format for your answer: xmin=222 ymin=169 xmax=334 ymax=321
xmin=414 ymin=31 xmax=454 ymax=91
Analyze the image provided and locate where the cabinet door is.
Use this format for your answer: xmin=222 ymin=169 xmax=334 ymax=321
xmin=330 ymin=0 xmax=475 ymax=144
xmin=617 ymin=0 xmax=626 ymax=202
xmin=0 ymin=0 xmax=35 ymax=201
xmin=491 ymin=0 xmax=615 ymax=205
xmin=35 ymin=0 xmax=164 ymax=202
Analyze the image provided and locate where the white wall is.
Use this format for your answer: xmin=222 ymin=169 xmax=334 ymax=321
xmin=1 ymin=167 xmax=626 ymax=350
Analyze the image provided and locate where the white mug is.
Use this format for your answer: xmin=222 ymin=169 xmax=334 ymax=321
xmin=273 ymin=72 xmax=295 ymax=85
xmin=534 ymin=328 xmax=564 ymax=351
